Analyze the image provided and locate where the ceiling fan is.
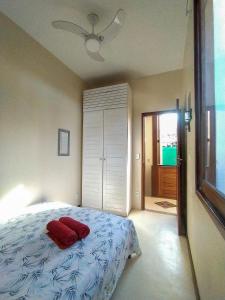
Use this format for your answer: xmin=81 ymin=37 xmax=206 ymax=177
xmin=52 ymin=9 xmax=126 ymax=62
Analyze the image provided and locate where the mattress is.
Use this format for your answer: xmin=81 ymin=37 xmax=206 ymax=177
xmin=0 ymin=202 xmax=141 ymax=300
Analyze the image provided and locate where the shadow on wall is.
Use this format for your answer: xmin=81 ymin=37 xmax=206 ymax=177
xmin=0 ymin=12 xmax=82 ymax=102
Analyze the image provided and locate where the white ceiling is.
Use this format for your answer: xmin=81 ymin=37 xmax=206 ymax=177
xmin=0 ymin=0 xmax=188 ymax=82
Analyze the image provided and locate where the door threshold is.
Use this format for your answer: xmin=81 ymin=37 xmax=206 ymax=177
xmin=145 ymin=208 xmax=177 ymax=216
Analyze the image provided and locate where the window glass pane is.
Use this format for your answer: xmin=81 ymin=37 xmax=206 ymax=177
xmin=159 ymin=113 xmax=177 ymax=166
xmin=202 ymin=0 xmax=225 ymax=195
xmin=214 ymin=0 xmax=225 ymax=194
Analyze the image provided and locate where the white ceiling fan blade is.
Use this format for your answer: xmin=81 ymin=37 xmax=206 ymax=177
xmin=86 ymin=49 xmax=104 ymax=62
xmin=98 ymin=9 xmax=125 ymax=44
xmin=52 ymin=20 xmax=89 ymax=38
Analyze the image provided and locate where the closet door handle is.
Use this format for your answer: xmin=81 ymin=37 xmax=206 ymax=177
xmin=99 ymin=157 xmax=106 ymax=161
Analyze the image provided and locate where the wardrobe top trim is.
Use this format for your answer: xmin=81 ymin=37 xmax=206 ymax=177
xmin=83 ymin=83 xmax=129 ymax=96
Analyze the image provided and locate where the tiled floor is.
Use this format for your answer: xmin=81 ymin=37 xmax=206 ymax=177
xmin=112 ymin=210 xmax=196 ymax=300
xmin=145 ymin=196 xmax=177 ymax=215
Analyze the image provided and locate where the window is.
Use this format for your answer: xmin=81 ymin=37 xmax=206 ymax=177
xmin=195 ymin=0 xmax=225 ymax=226
xmin=158 ymin=113 xmax=177 ymax=166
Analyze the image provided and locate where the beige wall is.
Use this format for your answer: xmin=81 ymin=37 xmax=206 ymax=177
xmin=0 ymin=13 xmax=85 ymax=220
xmin=130 ymin=70 xmax=183 ymax=208
xmin=144 ymin=116 xmax=153 ymax=197
xmin=183 ymin=9 xmax=225 ymax=300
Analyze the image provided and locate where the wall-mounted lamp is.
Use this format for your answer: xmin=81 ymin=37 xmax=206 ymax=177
xmin=184 ymin=92 xmax=192 ymax=132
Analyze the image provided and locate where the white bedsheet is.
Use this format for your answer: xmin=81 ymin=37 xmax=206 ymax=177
xmin=0 ymin=202 xmax=141 ymax=300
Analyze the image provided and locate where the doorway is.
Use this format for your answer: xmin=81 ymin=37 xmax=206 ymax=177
xmin=141 ymin=108 xmax=186 ymax=235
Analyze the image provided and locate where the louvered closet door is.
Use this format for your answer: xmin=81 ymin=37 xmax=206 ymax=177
xmin=103 ymin=108 xmax=127 ymax=213
xmin=82 ymin=111 xmax=103 ymax=209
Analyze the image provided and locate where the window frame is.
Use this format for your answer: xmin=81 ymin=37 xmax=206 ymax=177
xmin=194 ymin=0 xmax=225 ymax=233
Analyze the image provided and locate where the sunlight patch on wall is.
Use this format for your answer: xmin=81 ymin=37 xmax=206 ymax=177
xmin=0 ymin=184 xmax=37 ymax=223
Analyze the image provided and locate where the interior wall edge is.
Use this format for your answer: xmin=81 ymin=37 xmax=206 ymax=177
xmin=186 ymin=235 xmax=201 ymax=300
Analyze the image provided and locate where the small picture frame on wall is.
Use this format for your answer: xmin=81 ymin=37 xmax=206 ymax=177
xmin=58 ymin=129 xmax=70 ymax=156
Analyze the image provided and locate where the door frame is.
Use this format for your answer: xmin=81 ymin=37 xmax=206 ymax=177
xmin=141 ymin=108 xmax=187 ymax=236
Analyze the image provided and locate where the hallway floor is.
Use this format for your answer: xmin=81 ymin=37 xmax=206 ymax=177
xmin=145 ymin=196 xmax=177 ymax=215
xmin=112 ymin=210 xmax=196 ymax=300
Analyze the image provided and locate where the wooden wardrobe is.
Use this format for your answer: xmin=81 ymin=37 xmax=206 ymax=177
xmin=82 ymin=83 xmax=132 ymax=216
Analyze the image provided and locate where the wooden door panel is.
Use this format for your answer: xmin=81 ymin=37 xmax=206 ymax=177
xmin=158 ymin=166 xmax=177 ymax=199
xmin=152 ymin=166 xmax=177 ymax=199
xmin=176 ymin=104 xmax=187 ymax=235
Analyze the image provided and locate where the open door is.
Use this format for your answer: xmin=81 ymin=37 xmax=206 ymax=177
xmin=176 ymin=99 xmax=187 ymax=235
xmin=141 ymin=106 xmax=187 ymax=235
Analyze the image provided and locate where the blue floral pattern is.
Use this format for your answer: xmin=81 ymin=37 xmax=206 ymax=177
xmin=0 ymin=203 xmax=141 ymax=300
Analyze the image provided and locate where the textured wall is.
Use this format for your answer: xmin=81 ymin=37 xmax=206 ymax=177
xmin=0 ymin=13 xmax=85 ymax=220
xmin=130 ymin=70 xmax=183 ymax=208
xmin=182 ymin=8 xmax=225 ymax=300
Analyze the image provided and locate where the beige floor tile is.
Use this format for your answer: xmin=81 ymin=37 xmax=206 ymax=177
xmin=112 ymin=210 xmax=196 ymax=300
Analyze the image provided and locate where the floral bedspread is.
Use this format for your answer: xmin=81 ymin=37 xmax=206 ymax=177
xmin=0 ymin=202 xmax=141 ymax=300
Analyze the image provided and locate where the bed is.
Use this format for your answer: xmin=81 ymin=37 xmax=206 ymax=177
xmin=0 ymin=202 xmax=141 ymax=300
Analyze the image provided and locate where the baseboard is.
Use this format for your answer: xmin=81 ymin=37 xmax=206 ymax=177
xmin=186 ymin=236 xmax=201 ymax=300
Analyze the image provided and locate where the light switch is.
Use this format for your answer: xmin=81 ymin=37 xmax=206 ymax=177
xmin=135 ymin=153 xmax=140 ymax=160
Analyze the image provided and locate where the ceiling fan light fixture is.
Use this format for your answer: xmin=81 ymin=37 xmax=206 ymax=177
xmin=85 ymin=38 xmax=100 ymax=53
xmin=52 ymin=9 xmax=125 ymax=61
